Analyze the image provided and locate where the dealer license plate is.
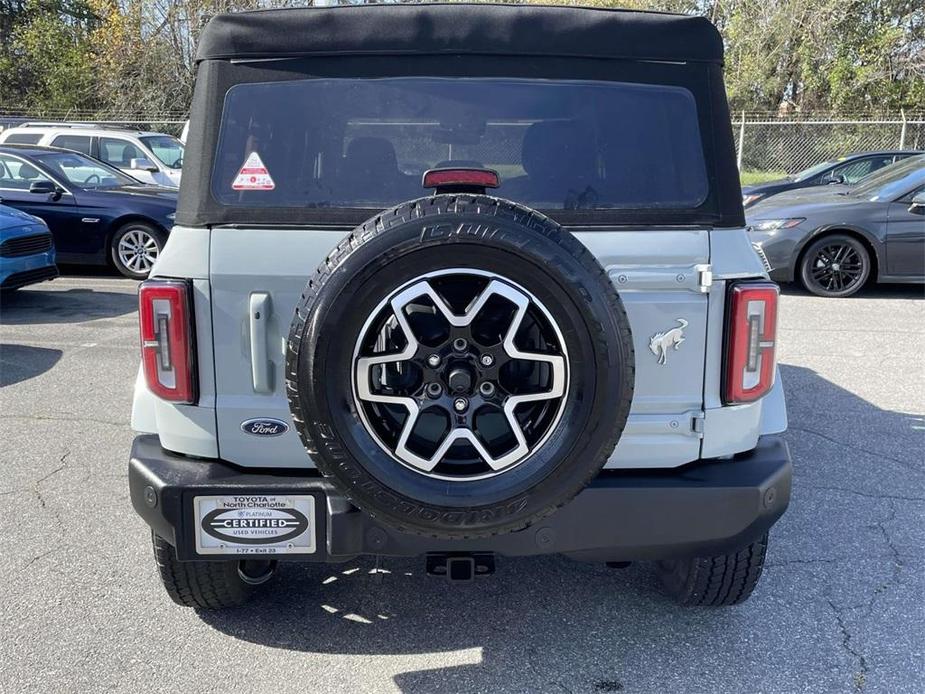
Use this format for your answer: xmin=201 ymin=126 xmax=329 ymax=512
xmin=193 ymin=495 xmax=316 ymax=556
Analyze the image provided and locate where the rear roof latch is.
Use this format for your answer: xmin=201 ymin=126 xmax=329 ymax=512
xmin=696 ymin=264 xmax=713 ymax=293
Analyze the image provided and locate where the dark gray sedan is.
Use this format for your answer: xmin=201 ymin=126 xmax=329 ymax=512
xmin=741 ymin=150 xmax=919 ymax=208
xmin=747 ymin=155 xmax=925 ymax=297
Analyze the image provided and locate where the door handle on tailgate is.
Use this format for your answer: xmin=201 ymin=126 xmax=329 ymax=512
xmin=249 ymin=292 xmax=273 ymax=393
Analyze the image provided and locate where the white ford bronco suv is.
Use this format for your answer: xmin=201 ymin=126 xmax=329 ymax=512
xmin=129 ymin=4 xmax=792 ymax=609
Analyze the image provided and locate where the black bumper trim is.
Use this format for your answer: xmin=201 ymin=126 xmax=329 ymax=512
xmin=129 ymin=434 xmax=792 ymax=562
xmin=1 ymin=264 xmax=58 ymax=289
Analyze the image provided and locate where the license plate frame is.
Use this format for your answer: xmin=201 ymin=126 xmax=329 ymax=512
xmin=192 ymin=493 xmax=317 ymax=556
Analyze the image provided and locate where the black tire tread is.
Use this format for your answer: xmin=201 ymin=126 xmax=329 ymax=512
xmin=151 ymin=533 xmax=252 ymax=609
xmin=659 ymin=534 xmax=768 ymax=606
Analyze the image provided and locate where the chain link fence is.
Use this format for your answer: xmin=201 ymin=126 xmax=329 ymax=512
xmin=0 ymin=109 xmax=188 ymax=137
xmin=3 ymin=109 xmax=924 ymax=182
xmin=733 ymin=112 xmax=925 ymax=180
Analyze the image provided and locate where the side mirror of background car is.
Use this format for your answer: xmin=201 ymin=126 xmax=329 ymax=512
xmin=824 ymin=174 xmax=846 ymax=185
xmin=909 ymin=192 xmax=925 ymax=213
xmin=29 ymin=180 xmax=62 ymax=200
xmin=130 ymin=158 xmax=159 ymax=173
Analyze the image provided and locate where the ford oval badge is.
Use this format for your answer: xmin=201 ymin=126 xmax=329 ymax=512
xmin=241 ymin=418 xmax=289 ymax=437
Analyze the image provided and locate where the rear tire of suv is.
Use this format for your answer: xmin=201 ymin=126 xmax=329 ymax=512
xmin=656 ymin=534 xmax=768 ymax=606
xmin=151 ymin=533 xmax=276 ymax=609
xmin=110 ymin=222 xmax=165 ymax=280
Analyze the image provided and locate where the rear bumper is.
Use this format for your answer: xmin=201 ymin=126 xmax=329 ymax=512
xmin=129 ymin=434 xmax=792 ymax=562
xmin=0 ymin=259 xmax=57 ymax=289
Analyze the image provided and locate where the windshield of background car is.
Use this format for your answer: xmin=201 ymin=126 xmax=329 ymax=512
xmin=850 ymin=155 xmax=925 ymax=200
xmin=141 ymin=136 xmax=184 ymax=169
xmin=33 ymin=151 xmax=138 ymax=189
xmin=211 ymin=77 xmax=709 ymax=211
xmin=792 ymin=160 xmax=837 ymax=182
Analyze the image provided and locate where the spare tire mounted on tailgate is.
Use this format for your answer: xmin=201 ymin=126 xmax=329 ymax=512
xmin=286 ymin=194 xmax=634 ymax=538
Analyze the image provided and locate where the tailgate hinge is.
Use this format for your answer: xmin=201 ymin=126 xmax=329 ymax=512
xmin=696 ymin=264 xmax=713 ymax=293
xmin=691 ymin=412 xmax=705 ymax=437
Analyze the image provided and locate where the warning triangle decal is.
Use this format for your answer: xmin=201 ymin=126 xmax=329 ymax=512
xmin=232 ymin=151 xmax=275 ymax=191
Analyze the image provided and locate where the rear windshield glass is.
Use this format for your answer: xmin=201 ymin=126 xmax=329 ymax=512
xmin=212 ymin=77 xmax=708 ymax=212
xmin=3 ymin=132 xmax=42 ymax=145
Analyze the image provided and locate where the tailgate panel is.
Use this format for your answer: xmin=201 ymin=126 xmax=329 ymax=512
xmin=210 ymin=226 xmax=709 ymax=469
xmin=210 ymin=227 xmax=348 ymax=466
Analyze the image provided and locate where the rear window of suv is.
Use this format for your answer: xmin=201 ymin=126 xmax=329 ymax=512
xmin=3 ymin=132 xmax=42 ymax=145
xmin=211 ymin=77 xmax=709 ymax=213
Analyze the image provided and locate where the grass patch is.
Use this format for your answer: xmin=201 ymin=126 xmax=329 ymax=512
xmin=740 ymin=169 xmax=788 ymax=186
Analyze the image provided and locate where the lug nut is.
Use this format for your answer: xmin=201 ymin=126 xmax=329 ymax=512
xmin=427 ymin=354 xmax=441 ymax=368
xmin=479 ymin=354 xmax=494 ymax=367
xmin=426 ymin=382 xmax=442 ymax=398
xmin=453 ymin=337 xmax=468 ymax=352
xmin=453 ymin=397 xmax=468 ymax=412
xmin=479 ymin=382 xmax=495 ymax=397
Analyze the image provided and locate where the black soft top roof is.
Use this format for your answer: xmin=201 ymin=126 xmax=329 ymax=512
xmin=197 ymin=3 xmax=724 ymax=65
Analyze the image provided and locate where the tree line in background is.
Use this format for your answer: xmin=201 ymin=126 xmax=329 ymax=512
xmin=1 ymin=0 xmax=923 ymax=120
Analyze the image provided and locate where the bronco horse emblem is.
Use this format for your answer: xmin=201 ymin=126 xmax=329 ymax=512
xmin=649 ymin=319 xmax=688 ymax=365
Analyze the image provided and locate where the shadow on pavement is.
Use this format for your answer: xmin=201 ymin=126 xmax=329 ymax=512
xmin=779 ymin=363 xmax=923 ymax=466
xmin=195 ymin=348 xmax=923 ymax=691
xmin=199 ymin=556 xmax=672 ymax=692
xmin=0 ymin=286 xmax=136 ymax=325
xmin=57 ymin=263 xmax=124 ymax=279
xmin=0 ymin=344 xmax=63 ymax=386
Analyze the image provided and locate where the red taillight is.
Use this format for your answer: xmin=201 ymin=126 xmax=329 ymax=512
xmin=422 ymin=168 xmax=500 ymax=190
xmin=724 ymin=281 xmax=779 ymax=405
xmin=139 ymin=279 xmax=196 ymax=404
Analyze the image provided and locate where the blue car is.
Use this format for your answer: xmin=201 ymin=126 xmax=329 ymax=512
xmin=0 ymin=144 xmax=177 ymax=279
xmin=0 ymin=203 xmax=58 ymax=291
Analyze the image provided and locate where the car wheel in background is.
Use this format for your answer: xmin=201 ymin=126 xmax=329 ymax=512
xmin=111 ymin=222 xmax=165 ymax=279
xmin=799 ymin=234 xmax=871 ymax=298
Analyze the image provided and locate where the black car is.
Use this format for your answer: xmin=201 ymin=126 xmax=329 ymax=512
xmin=748 ymin=155 xmax=925 ymax=297
xmin=0 ymin=144 xmax=177 ymax=279
xmin=742 ymin=150 xmax=920 ymax=209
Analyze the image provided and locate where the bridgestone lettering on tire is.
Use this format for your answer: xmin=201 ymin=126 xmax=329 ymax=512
xmin=286 ymin=195 xmax=635 ymax=538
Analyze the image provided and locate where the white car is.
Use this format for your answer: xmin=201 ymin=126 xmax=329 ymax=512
xmin=0 ymin=124 xmax=183 ymax=188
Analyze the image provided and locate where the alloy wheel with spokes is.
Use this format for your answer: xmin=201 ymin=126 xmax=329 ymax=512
xmin=353 ymin=269 xmax=569 ymax=481
xmin=800 ymin=234 xmax=870 ymax=297
xmin=112 ymin=223 xmax=163 ymax=279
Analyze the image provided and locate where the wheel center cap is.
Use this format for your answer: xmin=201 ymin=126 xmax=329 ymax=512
xmin=447 ymin=366 xmax=474 ymax=394
xmin=831 ymin=262 xmax=841 ymax=271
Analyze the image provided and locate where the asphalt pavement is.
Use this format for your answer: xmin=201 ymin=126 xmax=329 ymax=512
xmin=1 ymin=275 xmax=922 ymax=694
